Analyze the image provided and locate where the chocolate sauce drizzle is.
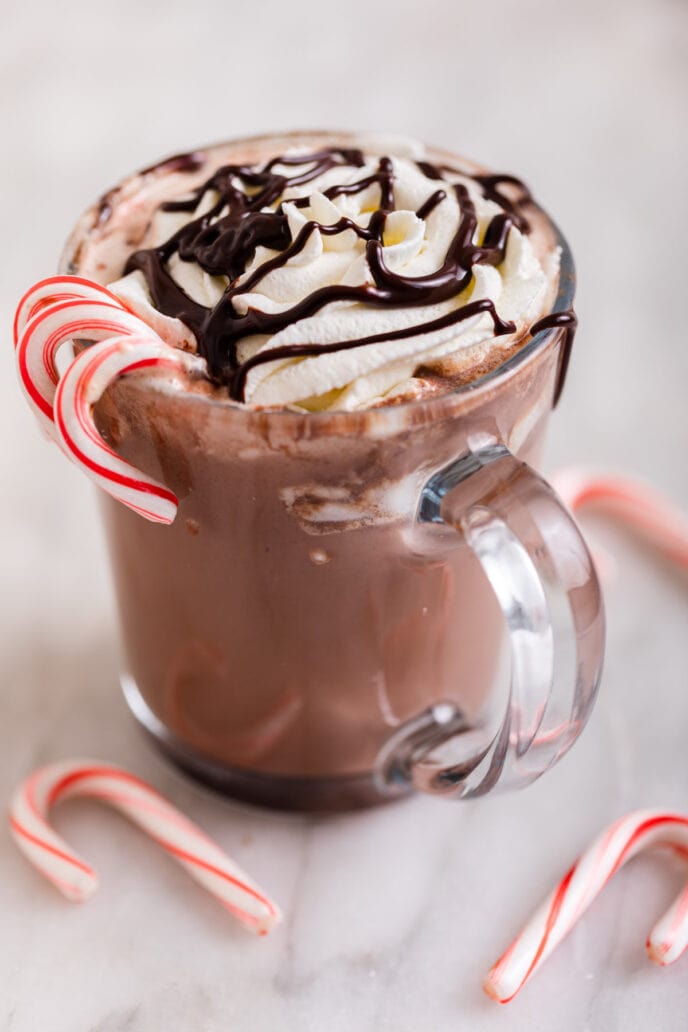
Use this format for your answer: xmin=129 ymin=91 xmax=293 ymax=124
xmin=125 ymin=147 xmax=560 ymax=402
xmin=529 ymin=310 xmax=578 ymax=406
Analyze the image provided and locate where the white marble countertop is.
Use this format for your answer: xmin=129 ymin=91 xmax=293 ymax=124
xmin=1 ymin=1 xmax=687 ymax=1029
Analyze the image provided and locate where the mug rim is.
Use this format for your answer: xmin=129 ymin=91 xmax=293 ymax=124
xmin=61 ymin=129 xmax=575 ymax=430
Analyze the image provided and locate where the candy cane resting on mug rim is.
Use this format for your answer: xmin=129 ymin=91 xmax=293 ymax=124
xmin=14 ymin=276 xmax=154 ymax=435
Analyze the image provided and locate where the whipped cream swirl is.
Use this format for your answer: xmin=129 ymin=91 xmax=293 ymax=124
xmin=107 ymin=140 xmax=558 ymax=410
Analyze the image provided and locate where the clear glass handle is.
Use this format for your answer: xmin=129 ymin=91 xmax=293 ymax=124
xmin=377 ymin=444 xmax=605 ymax=799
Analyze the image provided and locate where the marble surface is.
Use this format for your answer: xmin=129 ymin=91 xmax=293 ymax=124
xmin=1 ymin=0 xmax=687 ymax=1028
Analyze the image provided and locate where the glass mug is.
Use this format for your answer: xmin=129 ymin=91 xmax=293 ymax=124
xmin=63 ymin=134 xmax=604 ymax=811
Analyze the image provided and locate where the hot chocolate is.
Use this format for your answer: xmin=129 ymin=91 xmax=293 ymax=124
xmin=16 ymin=131 xmax=602 ymax=811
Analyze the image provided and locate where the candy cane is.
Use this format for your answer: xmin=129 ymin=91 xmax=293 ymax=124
xmin=13 ymin=275 xmax=129 ymax=345
xmin=9 ymin=760 xmax=281 ymax=936
xmin=484 ymin=810 xmax=688 ymax=1003
xmin=53 ymin=333 xmax=203 ymax=524
xmin=16 ymin=296 xmax=156 ymax=436
xmin=552 ymin=468 xmax=688 ymax=572
xmin=647 ymin=880 xmax=688 ymax=965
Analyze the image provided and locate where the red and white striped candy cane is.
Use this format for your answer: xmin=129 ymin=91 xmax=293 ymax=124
xmin=552 ymin=467 xmax=688 ymax=572
xmin=13 ymin=275 xmax=202 ymax=523
xmin=648 ymin=879 xmax=688 ymax=965
xmin=484 ymin=810 xmax=688 ymax=1003
xmin=16 ymin=296 xmax=155 ymax=436
xmin=13 ymin=275 xmax=129 ymax=344
xmin=9 ymin=760 xmax=281 ymax=936
xmin=53 ymin=333 xmax=203 ymax=524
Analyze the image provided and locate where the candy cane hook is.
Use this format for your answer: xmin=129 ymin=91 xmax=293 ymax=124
xmin=17 ymin=296 xmax=157 ymax=435
xmin=484 ymin=810 xmax=688 ymax=1003
xmin=9 ymin=761 xmax=281 ymax=936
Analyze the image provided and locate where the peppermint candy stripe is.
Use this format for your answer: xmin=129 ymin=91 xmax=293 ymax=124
xmin=13 ymin=275 xmax=128 ymax=345
xmin=484 ymin=810 xmax=688 ymax=1003
xmin=648 ymin=880 xmax=688 ymax=965
xmin=553 ymin=467 xmax=688 ymax=572
xmin=13 ymin=275 xmax=203 ymax=524
xmin=54 ymin=334 xmax=202 ymax=524
xmin=16 ymin=296 xmax=152 ymax=435
xmin=9 ymin=760 xmax=281 ymax=935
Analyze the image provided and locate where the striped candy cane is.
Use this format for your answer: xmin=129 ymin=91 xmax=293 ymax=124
xmin=9 ymin=760 xmax=281 ymax=936
xmin=13 ymin=275 xmax=130 ymax=344
xmin=16 ymin=296 xmax=155 ymax=436
xmin=484 ymin=811 xmax=688 ymax=1003
xmin=53 ymin=333 xmax=203 ymax=524
xmin=647 ymin=880 xmax=688 ymax=965
xmin=552 ymin=467 xmax=688 ymax=572
xmin=13 ymin=275 xmax=205 ymax=524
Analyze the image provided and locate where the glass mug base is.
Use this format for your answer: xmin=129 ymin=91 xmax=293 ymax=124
xmin=122 ymin=673 xmax=410 ymax=812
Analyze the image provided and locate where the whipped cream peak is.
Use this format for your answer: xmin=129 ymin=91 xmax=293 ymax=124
xmin=84 ymin=137 xmax=561 ymax=411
